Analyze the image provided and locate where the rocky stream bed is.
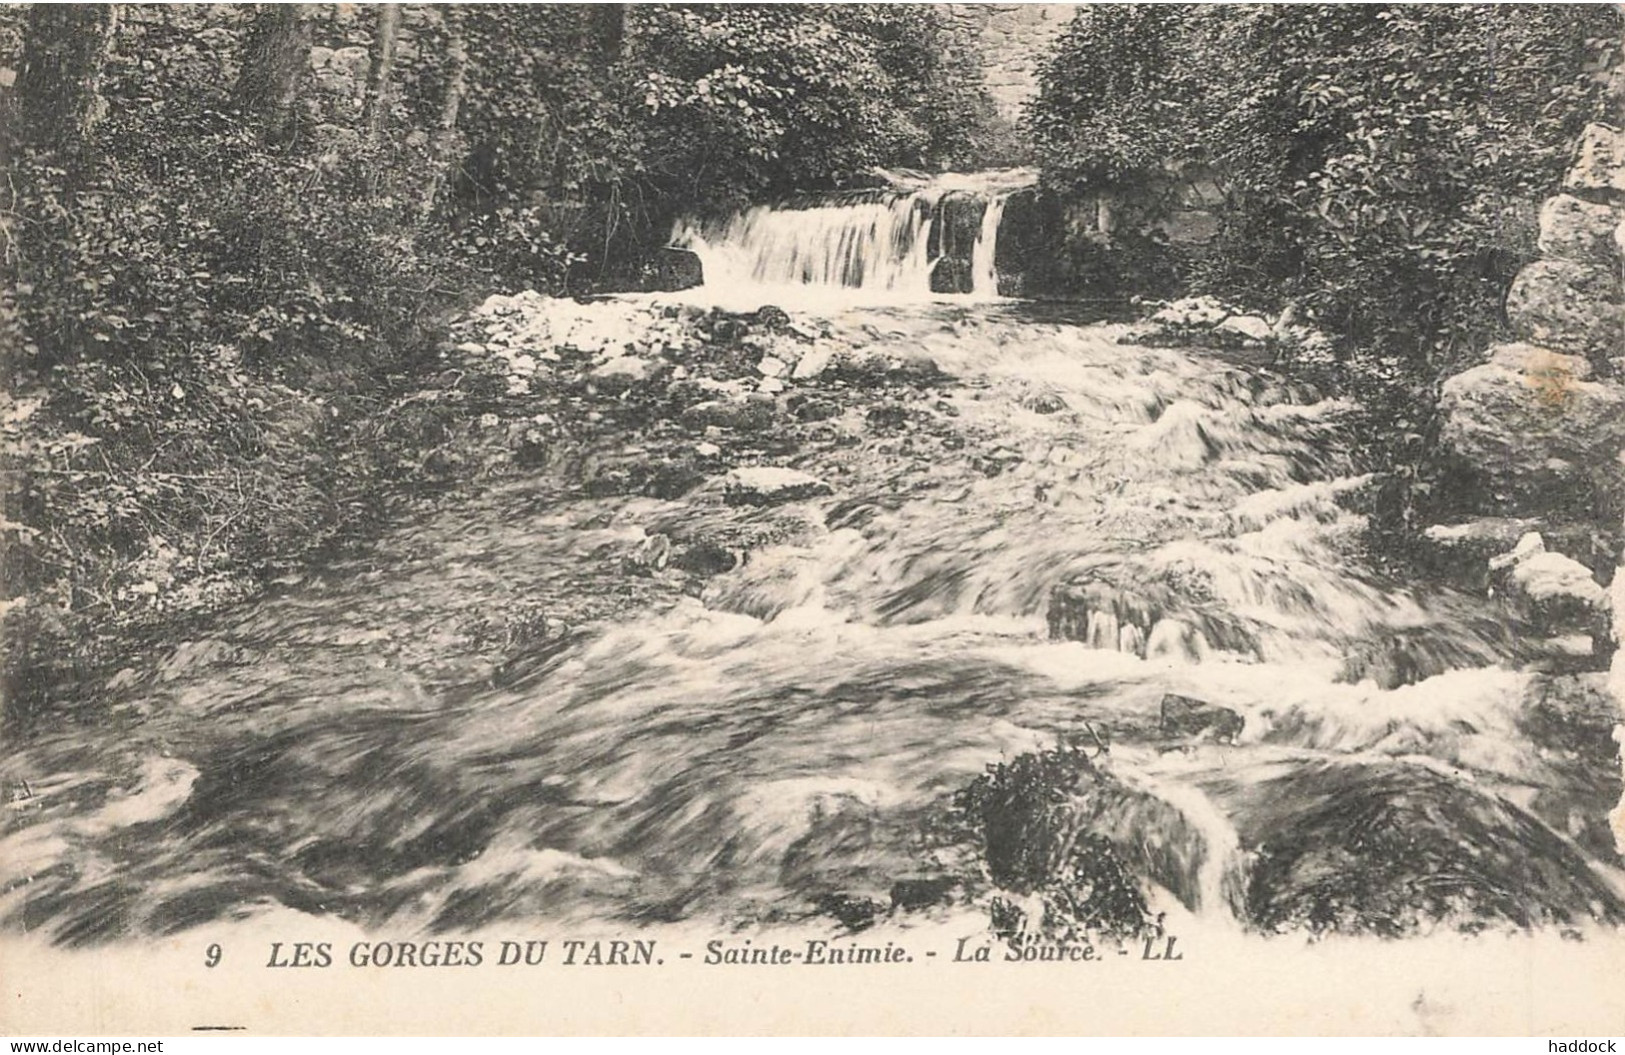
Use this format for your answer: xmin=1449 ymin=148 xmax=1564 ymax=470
xmin=3 ymin=292 xmax=1622 ymax=949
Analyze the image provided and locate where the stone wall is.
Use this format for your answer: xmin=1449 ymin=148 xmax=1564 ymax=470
xmin=944 ymin=4 xmax=1078 ymax=124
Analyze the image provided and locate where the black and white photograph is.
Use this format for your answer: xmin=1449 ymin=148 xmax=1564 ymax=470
xmin=1 ymin=1 xmax=1624 ymax=1037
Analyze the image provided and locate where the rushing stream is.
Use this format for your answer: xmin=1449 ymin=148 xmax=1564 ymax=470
xmin=4 ymin=173 xmax=1622 ymax=947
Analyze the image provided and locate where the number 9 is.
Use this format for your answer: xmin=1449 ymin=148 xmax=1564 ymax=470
xmin=205 ymin=943 xmax=222 ymax=968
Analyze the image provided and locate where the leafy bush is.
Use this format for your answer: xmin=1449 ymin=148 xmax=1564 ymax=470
xmin=1034 ymin=4 xmax=1617 ymax=340
xmin=1027 ymin=5 xmax=1199 ymax=194
xmin=629 ymin=5 xmax=998 ymax=206
xmin=1028 ymin=4 xmax=1621 ymax=542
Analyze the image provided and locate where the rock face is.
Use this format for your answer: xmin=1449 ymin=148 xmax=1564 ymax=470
xmin=941 ymin=4 xmax=1076 ymax=124
xmin=1437 ymin=344 xmax=1625 ymax=515
xmin=1563 ymin=122 xmax=1625 ymax=199
xmin=992 ymin=188 xmax=1066 ymax=297
xmin=928 ymin=192 xmax=987 ymax=294
xmin=1431 ymin=106 xmax=1625 ymax=728
xmin=1536 ymin=194 xmax=1621 ymax=265
xmin=1436 ymin=114 xmax=1624 ymax=530
xmin=1504 ymin=259 xmax=1622 ymax=365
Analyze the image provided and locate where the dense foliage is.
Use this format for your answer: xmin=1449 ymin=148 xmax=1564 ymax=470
xmin=0 ymin=4 xmax=998 ymax=724
xmin=1028 ymin=3 xmax=1621 ymax=540
xmin=630 ymin=5 xmax=999 ymax=202
xmin=452 ymin=5 xmax=1002 ymax=280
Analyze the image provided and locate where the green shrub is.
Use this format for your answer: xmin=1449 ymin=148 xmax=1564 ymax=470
xmin=1028 ymin=4 xmax=1621 ymax=543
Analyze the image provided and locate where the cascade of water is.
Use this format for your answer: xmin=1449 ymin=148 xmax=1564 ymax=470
xmin=672 ymin=168 xmax=1035 ymax=306
xmin=970 ymin=191 xmax=1009 ymax=298
xmin=678 ymin=195 xmax=939 ymax=299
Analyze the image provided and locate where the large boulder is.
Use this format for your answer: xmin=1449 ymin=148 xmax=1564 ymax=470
xmin=928 ymin=192 xmax=986 ymax=295
xmin=993 ymin=188 xmax=1066 ymax=297
xmin=1563 ymin=122 xmax=1625 ymax=201
xmin=1437 ymin=344 xmax=1625 ymax=515
xmin=642 ymin=247 xmax=704 ymax=293
xmin=1229 ymin=761 xmax=1625 ymax=936
xmin=1503 ymin=259 xmax=1621 ymax=365
xmin=1536 ymin=194 xmax=1622 ymax=266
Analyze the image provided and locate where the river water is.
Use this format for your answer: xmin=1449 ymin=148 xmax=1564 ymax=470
xmin=3 ymin=173 xmax=1621 ymax=947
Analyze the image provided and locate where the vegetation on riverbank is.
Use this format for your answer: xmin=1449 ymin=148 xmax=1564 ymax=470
xmin=1027 ymin=4 xmax=1622 ymax=546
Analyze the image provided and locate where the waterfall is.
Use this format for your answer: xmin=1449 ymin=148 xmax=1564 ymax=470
xmin=677 ymin=196 xmax=939 ymax=299
xmin=971 ymin=190 xmax=1009 ymax=298
xmin=671 ymin=168 xmax=1036 ymax=307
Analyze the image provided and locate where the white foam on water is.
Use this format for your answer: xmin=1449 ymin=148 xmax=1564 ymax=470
xmin=671 ymin=168 xmax=1036 ymax=310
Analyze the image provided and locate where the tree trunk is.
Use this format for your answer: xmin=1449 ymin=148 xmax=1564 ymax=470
xmin=592 ymin=5 xmax=626 ymax=61
xmin=234 ymin=4 xmax=312 ymax=144
xmin=421 ymin=14 xmax=469 ymax=218
xmin=363 ymin=4 xmax=402 ymax=143
xmin=17 ymin=4 xmax=119 ymax=161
